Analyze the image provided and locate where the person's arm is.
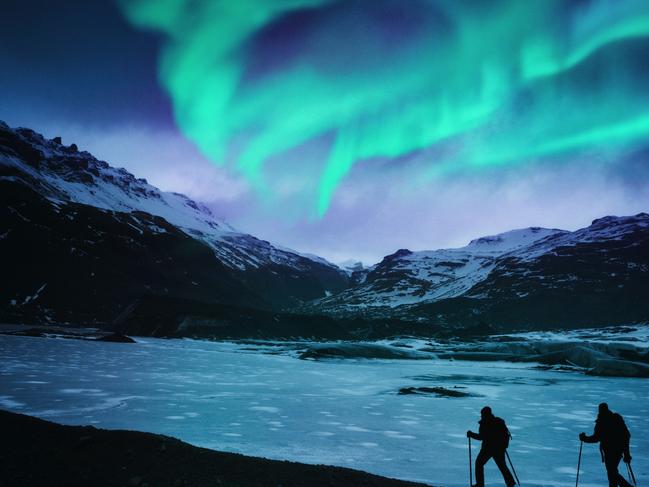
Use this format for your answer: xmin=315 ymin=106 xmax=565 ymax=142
xmin=579 ymin=422 xmax=600 ymax=443
xmin=579 ymin=432 xmax=597 ymax=443
xmin=623 ymin=447 xmax=632 ymax=463
xmin=467 ymin=430 xmax=482 ymax=440
xmin=468 ymin=423 xmax=483 ymax=441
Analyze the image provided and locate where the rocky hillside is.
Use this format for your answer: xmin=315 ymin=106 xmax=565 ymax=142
xmin=0 ymin=122 xmax=348 ymax=325
xmin=305 ymin=227 xmax=564 ymax=312
xmin=3 ymin=120 xmax=647 ymax=333
xmin=302 ymin=215 xmax=649 ymax=329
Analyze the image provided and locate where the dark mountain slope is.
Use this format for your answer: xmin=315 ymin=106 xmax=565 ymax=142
xmin=302 ymin=214 xmax=649 ymax=330
xmin=1 ymin=121 xmax=348 ymax=326
xmin=1 ymin=179 xmax=266 ymax=325
xmin=3 ymin=120 xmax=648 ymax=334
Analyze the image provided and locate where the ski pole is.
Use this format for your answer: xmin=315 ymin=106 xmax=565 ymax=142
xmin=626 ymin=463 xmax=632 ymax=486
xmin=575 ymin=441 xmax=583 ymax=487
xmin=506 ymin=450 xmax=521 ymax=486
xmin=626 ymin=462 xmax=636 ymax=487
xmin=468 ymin=437 xmax=473 ymax=487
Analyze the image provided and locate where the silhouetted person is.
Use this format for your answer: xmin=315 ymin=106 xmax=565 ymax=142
xmin=579 ymin=403 xmax=632 ymax=487
xmin=467 ymin=406 xmax=516 ymax=487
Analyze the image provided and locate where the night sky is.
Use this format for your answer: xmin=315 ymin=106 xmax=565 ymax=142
xmin=2 ymin=0 xmax=649 ymax=264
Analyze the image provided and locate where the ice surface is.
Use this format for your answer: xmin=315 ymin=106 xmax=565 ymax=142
xmin=500 ymin=326 xmax=649 ymax=349
xmin=0 ymin=334 xmax=647 ymax=487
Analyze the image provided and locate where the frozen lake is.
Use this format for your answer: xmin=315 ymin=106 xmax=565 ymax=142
xmin=0 ymin=334 xmax=647 ymax=486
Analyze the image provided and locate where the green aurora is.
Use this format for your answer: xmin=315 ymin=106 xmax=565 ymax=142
xmin=119 ymin=0 xmax=649 ymax=216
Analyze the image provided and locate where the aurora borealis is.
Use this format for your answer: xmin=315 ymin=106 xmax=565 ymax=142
xmin=2 ymin=0 xmax=649 ymax=263
xmin=118 ymin=0 xmax=649 ymax=216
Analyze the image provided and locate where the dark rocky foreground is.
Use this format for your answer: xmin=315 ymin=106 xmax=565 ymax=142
xmin=0 ymin=410 xmax=432 ymax=487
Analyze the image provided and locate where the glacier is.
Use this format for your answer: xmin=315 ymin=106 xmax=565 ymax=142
xmin=0 ymin=332 xmax=647 ymax=486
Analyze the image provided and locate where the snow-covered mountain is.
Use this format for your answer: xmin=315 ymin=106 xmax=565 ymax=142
xmin=336 ymin=259 xmax=365 ymax=276
xmin=1 ymin=122 xmax=344 ymax=274
xmin=2 ymin=121 xmax=648 ymax=331
xmin=462 ymin=213 xmax=649 ymax=301
xmin=301 ymin=215 xmax=649 ymax=328
xmin=1 ymin=121 xmax=348 ymax=323
xmin=302 ymin=227 xmax=565 ymax=312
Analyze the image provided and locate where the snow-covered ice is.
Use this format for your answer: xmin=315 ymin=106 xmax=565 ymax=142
xmin=0 ymin=334 xmax=647 ymax=486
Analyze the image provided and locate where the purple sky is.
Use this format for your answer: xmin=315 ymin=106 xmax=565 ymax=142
xmin=2 ymin=0 xmax=648 ymax=265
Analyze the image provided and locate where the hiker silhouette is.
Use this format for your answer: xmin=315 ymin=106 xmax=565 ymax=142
xmin=579 ymin=403 xmax=633 ymax=487
xmin=467 ymin=406 xmax=516 ymax=487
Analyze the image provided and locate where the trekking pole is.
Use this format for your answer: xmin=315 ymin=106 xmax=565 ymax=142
xmin=626 ymin=462 xmax=637 ymax=487
xmin=575 ymin=441 xmax=583 ymax=487
xmin=468 ymin=437 xmax=473 ymax=487
xmin=505 ymin=450 xmax=521 ymax=486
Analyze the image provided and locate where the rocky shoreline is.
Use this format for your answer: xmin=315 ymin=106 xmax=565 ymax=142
xmin=0 ymin=410 xmax=432 ymax=487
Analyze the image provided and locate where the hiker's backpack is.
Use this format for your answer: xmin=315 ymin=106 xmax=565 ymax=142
xmin=606 ymin=413 xmax=631 ymax=449
xmin=494 ymin=417 xmax=512 ymax=449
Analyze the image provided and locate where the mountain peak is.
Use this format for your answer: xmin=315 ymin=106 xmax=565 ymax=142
xmin=591 ymin=213 xmax=649 ymax=227
xmin=466 ymin=227 xmax=566 ymax=253
xmin=0 ymin=121 xmax=345 ymax=278
xmin=382 ymin=249 xmax=412 ymax=262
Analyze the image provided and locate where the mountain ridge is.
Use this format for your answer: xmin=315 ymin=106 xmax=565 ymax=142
xmin=302 ymin=213 xmax=649 ymax=328
xmin=1 ymin=121 xmax=349 ymax=318
xmin=2 ymin=120 xmax=648 ymax=332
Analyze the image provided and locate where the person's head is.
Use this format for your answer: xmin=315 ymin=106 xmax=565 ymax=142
xmin=598 ymin=403 xmax=610 ymax=415
xmin=480 ymin=406 xmax=493 ymax=419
